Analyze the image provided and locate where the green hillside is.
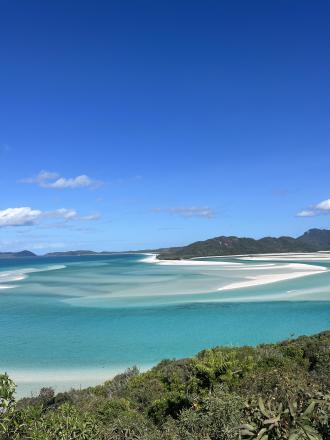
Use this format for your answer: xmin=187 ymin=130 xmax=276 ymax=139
xmin=158 ymin=229 xmax=330 ymax=260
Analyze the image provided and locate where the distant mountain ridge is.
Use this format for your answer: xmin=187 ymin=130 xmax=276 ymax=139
xmin=0 ymin=250 xmax=36 ymax=258
xmin=1 ymin=229 xmax=330 ymax=259
xmin=45 ymin=251 xmax=121 ymax=257
xmin=157 ymin=228 xmax=330 ymax=259
xmin=45 ymin=250 xmax=105 ymax=257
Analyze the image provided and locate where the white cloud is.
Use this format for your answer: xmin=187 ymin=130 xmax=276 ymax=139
xmin=315 ymin=199 xmax=330 ymax=211
xmin=153 ymin=207 xmax=215 ymax=219
xmin=296 ymin=210 xmax=316 ymax=217
xmin=0 ymin=207 xmax=100 ymax=227
xmin=297 ymin=198 xmax=330 ymax=217
xmin=21 ymin=171 xmax=103 ymax=189
xmin=0 ymin=207 xmax=42 ymax=227
xmin=21 ymin=170 xmax=59 ymax=185
xmin=80 ymin=213 xmax=101 ymax=221
xmin=50 ymin=208 xmax=78 ymax=219
xmin=46 ymin=175 xmax=96 ymax=188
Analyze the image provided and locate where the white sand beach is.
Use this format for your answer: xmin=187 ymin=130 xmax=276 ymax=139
xmin=9 ymin=366 xmax=151 ymax=398
xmin=241 ymin=252 xmax=330 ymax=262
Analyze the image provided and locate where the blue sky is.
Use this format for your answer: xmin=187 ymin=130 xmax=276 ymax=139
xmin=0 ymin=0 xmax=329 ymax=252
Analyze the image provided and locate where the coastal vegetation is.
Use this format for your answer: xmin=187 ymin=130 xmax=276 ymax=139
xmin=1 ymin=331 xmax=329 ymax=439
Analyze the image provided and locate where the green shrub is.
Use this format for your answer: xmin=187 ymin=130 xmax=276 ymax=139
xmin=25 ymin=402 xmax=100 ymax=440
xmin=105 ymin=367 xmax=139 ymax=399
xmin=193 ymin=348 xmax=255 ymax=390
xmin=125 ymin=373 xmax=165 ymax=410
xmin=240 ymin=394 xmax=330 ymax=440
xmin=148 ymin=391 xmax=191 ymax=424
xmin=97 ymin=397 xmax=131 ymax=423
xmin=100 ymin=410 xmax=159 ymax=440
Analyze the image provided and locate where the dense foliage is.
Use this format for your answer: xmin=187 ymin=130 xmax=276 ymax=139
xmin=157 ymin=228 xmax=330 ymax=259
xmin=1 ymin=331 xmax=329 ymax=439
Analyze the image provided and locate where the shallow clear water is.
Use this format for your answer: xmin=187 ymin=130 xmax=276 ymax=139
xmin=0 ymin=253 xmax=329 ymax=396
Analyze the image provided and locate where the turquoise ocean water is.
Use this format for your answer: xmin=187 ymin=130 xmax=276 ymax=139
xmin=0 ymin=253 xmax=329 ymax=396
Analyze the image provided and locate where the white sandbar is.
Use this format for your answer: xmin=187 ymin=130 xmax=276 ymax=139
xmin=142 ymin=254 xmax=328 ymax=292
xmin=218 ymin=266 xmax=326 ymax=291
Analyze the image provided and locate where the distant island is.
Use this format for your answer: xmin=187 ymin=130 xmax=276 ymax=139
xmin=1 ymin=228 xmax=330 ymax=260
xmin=0 ymin=250 xmax=37 ymax=258
xmin=0 ymin=250 xmax=116 ymax=258
xmin=45 ymin=250 xmax=116 ymax=257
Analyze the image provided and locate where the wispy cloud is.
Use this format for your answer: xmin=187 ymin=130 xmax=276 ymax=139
xmin=297 ymin=198 xmax=330 ymax=217
xmin=153 ymin=206 xmax=215 ymax=219
xmin=80 ymin=213 xmax=101 ymax=221
xmin=0 ymin=207 xmax=101 ymax=227
xmin=296 ymin=210 xmax=316 ymax=217
xmin=21 ymin=170 xmax=103 ymax=189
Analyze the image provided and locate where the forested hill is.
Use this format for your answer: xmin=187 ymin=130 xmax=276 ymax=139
xmin=157 ymin=228 xmax=330 ymax=259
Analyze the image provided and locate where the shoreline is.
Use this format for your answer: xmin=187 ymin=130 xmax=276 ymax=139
xmin=6 ymin=365 xmax=152 ymax=398
xmin=140 ymin=253 xmax=242 ymax=266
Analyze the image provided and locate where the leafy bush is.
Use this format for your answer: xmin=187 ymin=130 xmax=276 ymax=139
xmin=240 ymin=395 xmax=330 ymax=440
